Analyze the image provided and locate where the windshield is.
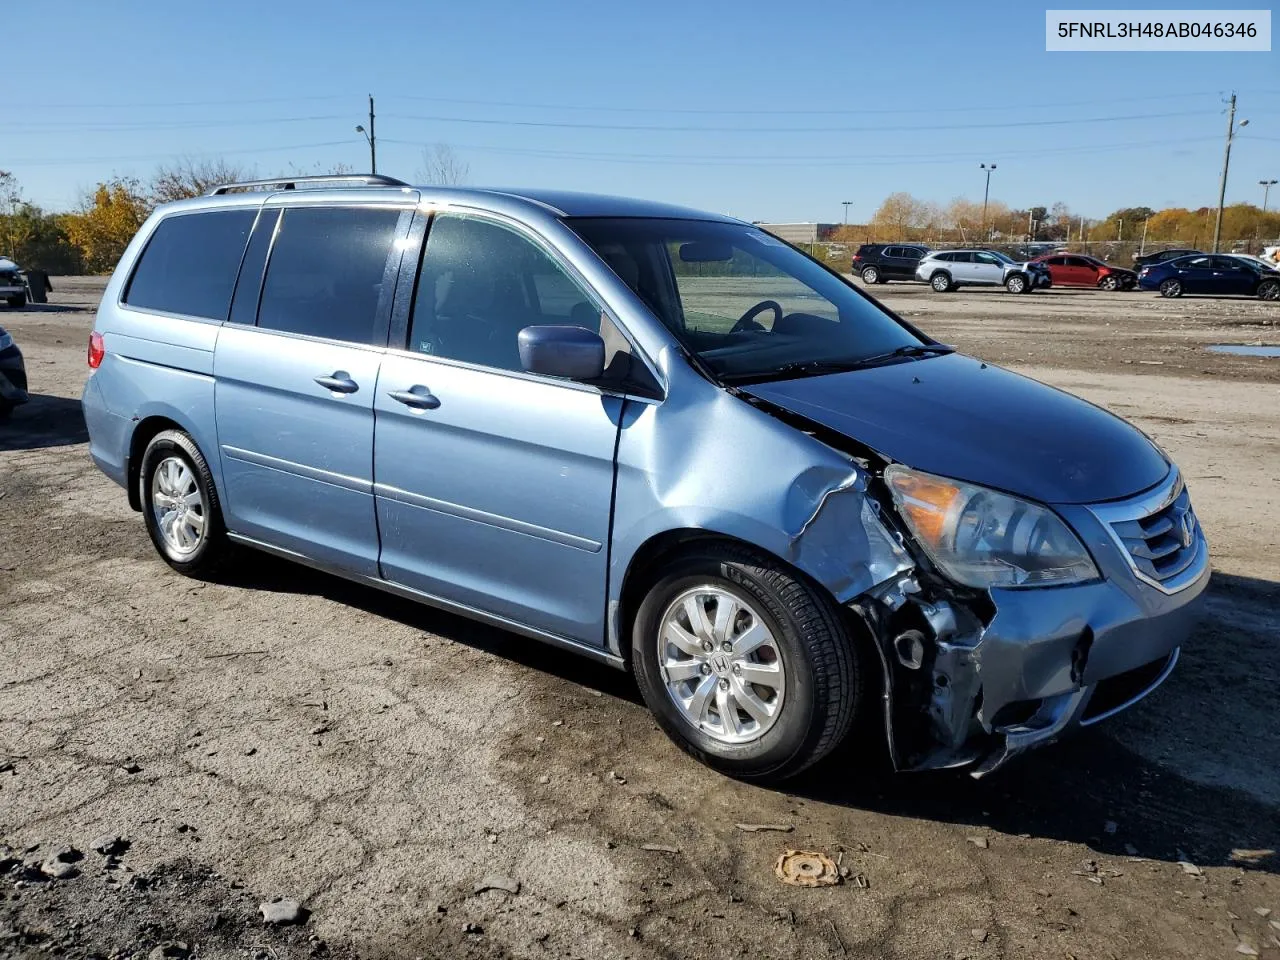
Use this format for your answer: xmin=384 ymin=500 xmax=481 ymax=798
xmin=986 ymin=250 xmax=1018 ymax=264
xmin=566 ymin=218 xmax=923 ymax=381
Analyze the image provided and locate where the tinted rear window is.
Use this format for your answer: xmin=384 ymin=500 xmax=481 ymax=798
xmin=256 ymin=206 xmax=401 ymax=345
xmin=125 ymin=210 xmax=255 ymax=320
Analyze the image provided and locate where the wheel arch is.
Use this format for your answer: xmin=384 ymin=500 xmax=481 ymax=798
xmin=615 ymin=527 xmax=864 ymax=670
xmin=125 ymin=410 xmax=220 ymax=511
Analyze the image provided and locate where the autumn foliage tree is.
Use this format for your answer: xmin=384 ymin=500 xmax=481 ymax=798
xmin=63 ymin=179 xmax=149 ymax=274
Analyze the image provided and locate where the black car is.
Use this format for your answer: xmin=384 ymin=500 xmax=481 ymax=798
xmin=0 ymin=324 xmax=28 ymax=418
xmin=852 ymin=243 xmax=928 ymax=283
xmin=1133 ymin=248 xmax=1202 ymax=268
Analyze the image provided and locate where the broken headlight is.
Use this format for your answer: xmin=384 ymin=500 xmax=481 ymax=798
xmin=883 ymin=465 xmax=1098 ymax=588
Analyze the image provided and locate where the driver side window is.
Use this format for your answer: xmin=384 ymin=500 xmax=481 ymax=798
xmin=667 ymin=241 xmax=839 ymax=334
xmin=408 ymin=213 xmax=602 ymax=373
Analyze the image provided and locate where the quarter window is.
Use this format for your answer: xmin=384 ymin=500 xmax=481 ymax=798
xmin=125 ymin=210 xmax=255 ymax=320
xmin=408 ymin=213 xmax=601 ymax=372
xmin=257 ymin=206 xmax=401 ymax=345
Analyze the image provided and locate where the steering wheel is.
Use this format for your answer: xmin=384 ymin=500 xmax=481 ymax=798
xmin=730 ymin=300 xmax=783 ymax=334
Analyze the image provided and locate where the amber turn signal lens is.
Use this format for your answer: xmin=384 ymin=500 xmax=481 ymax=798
xmin=884 ymin=469 xmax=961 ymax=547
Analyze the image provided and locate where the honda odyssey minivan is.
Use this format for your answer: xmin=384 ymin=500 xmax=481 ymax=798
xmin=83 ymin=176 xmax=1208 ymax=782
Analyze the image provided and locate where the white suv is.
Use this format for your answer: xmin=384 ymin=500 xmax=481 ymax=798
xmin=915 ymin=249 xmax=1050 ymax=293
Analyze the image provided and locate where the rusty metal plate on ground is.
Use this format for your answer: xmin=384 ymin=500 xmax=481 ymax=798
xmin=774 ymin=850 xmax=840 ymax=887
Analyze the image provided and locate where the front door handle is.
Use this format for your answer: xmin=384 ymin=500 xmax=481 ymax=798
xmin=315 ymin=371 xmax=359 ymax=394
xmin=388 ymin=385 xmax=441 ymax=410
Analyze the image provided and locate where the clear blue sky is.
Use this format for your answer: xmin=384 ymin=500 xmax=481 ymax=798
xmin=8 ymin=0 xmax=1278 ymax=221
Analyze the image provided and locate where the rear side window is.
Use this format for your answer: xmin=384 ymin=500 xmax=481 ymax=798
xmin=125 ymin=210 xmax=255 ymax=320
xmin=257 ymin=206 xmax=401 ymax=345
xmin=883 ymin=247 xmax=902 ymax=258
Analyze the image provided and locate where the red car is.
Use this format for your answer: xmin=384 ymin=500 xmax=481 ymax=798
xmin=1030 ymin=253 xmax=1137 ymax=291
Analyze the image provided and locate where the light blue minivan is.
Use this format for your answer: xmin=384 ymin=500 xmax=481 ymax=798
xmin=83 ymin=176 xmax=1208 ymax=781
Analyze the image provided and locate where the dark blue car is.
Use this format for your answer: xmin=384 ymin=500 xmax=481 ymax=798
xmin=1138 ymin=253 xmax=1280 ymax=300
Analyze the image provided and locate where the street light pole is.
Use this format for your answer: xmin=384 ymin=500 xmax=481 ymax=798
xmin=842 ymin=201 xmax=852 ymax=225
xmin=980 ymin=163 xmax=997 ymax=241
xmin=1212 ymin=93 xmax=1248 ymax=253
xmin=355 ymin=94 xmax=377 ymax=174
xmin=1261 ymin=179 xmax=1278 ymax=213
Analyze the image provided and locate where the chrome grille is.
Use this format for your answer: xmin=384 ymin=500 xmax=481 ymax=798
xmin=1089 ymin=470 xmax=1207 ymax=594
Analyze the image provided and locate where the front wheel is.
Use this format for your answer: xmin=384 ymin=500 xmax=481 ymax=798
xmin=1005 ymin=273 xmax=1027 ymax=294
xmin=1098 ymin=275 xmax=1119 ymax=291
xmin=1258 ymin=280 xmax=1280 ymax=301
xmin=631 ymin=544 xmax=863 ymax=783
xmin=1159 ymin=278 xmax=1183 ymax=298
xmin=140 ymin=429 xmax=230 ymax=576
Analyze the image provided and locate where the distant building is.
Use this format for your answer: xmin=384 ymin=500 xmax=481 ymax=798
xmin=755 ymin=222 xmax=840 ymax=244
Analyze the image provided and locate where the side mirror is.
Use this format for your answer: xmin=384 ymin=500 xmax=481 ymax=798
xmin=518 ymin=325 xmax=606 ymax=381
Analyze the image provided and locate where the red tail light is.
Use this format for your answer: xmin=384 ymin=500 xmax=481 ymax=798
xmin=852 ymin=254 xmax=862 ymax=261
xmin=87 ymin=331 xmax=105 ymax=369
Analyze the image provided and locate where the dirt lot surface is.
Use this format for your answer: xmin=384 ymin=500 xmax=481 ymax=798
xmin=2 ymin=276 xmax=1278 ymax=960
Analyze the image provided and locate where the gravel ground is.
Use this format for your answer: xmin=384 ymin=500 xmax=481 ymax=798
xmin=1 ymin=276 xmax=1278 ymax=959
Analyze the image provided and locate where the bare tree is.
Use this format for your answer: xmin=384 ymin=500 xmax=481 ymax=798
xmin=150 ymin=158 xmax=254 ymax=204
xmin=417 ymin=144 xmax=469 ymax=185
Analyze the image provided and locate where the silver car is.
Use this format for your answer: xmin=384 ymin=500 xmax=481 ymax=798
xmin=916 ymin=249 xmax=1050 ymax=293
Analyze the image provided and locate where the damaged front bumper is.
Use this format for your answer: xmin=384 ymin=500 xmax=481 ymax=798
xmin=853 ymin=468 xmax=1210 ymax=776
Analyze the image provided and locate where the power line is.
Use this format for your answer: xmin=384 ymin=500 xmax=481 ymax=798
xmin=35 ymin=94 xmax=353 ymax=109
xmin=4 ymin=140 xmax=355 ymax=167
xmin=384 ymin=90 xmax=1229 ymax=116
xmin=9 ymin=115 xmax=349 ymax=133
xmin=379 ymin=109 xmax=1216 ymax=134
xmin=379 ymin=134 xmax=1220 ymax=167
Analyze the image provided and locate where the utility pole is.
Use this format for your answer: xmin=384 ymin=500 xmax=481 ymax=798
xmin=980 ymin=163 xmax=997 ymax=241
xmin=1261 ymin=179 xmax=1278 ymax=213
xmin=842 ymin=201 xmax=852 ymax=225
xmin=355 ymin=95 xmax=377 ymax=174
xmin=1117 ymin=217 xmax=1123 ymax=242
xmin=1212 ymin=93 xmax=1249 ymax=253
xmin=1139 ymin=217 xmax=1149 ymax=255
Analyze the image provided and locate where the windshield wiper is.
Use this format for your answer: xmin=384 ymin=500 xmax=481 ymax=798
xmin=724 ymin=343 xmax=955 ymax=384
xmin=856 ymin=343 xmax=956 ymax=365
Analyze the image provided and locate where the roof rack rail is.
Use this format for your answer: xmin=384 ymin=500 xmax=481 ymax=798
xmin=207 ymin=174 xmax=411 ymax=196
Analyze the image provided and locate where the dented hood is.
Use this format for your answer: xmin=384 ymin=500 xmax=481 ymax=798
xmin=741 ymin=353 xmax=1169 ymax=505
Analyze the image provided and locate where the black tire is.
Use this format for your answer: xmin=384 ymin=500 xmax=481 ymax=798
xmin=861 ymin=265 xmax=882 ymax=284
xmin=1005 ymin=273 xmax=1028 ymax=294
xmin=0 ymin=402 xmax=12 ymax=420
xmin=1258 ymin=280 xmax=1280 ymax=302
xmin=1159 ymin=278 xmax=1183 ymax=298
xmin=631 ymin=543 xmax=863 ymax=782
xmin=930 ymin=271 xmax=953 ymax=293
xmin=6 ymin=295 xmax=25 ymax=308
xmin=139 ymin=429 xmax=229 ymax=576
xmin=1098 ymin=275 xmax=1119 ymax=291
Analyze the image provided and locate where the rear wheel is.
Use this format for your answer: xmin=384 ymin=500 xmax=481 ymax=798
xmin=1099 ymin=275 xmax=1119 ymax=291
xmin=5 ymin=295 xmax=24 ymax=308
xmin=861 ymin=265 xmax=881 ymax=284
xmin=140 ymin=429 xmax=230 ymax=576
xmin=1005 ymin=273 xmax=1027 ymax=294
xmin=930 ymin=272 xmax=953 ymax=293
xmin=1258 ymin=280 xmax=1280 ymax=301
xmin=631 ymin=544 xmax=863 ymax=782
xmin=1159 ymin=278 xmax=1183 ymax=298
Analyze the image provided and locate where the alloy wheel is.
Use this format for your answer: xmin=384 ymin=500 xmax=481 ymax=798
xmin=150 ymin=456 xmax=206 ymax=557
xmin=657 ymin=586 xmax=785 ymax=745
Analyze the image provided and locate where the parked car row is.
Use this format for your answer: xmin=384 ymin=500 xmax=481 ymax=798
xmin=852 ymin=243 xmax=1278 ymax=300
